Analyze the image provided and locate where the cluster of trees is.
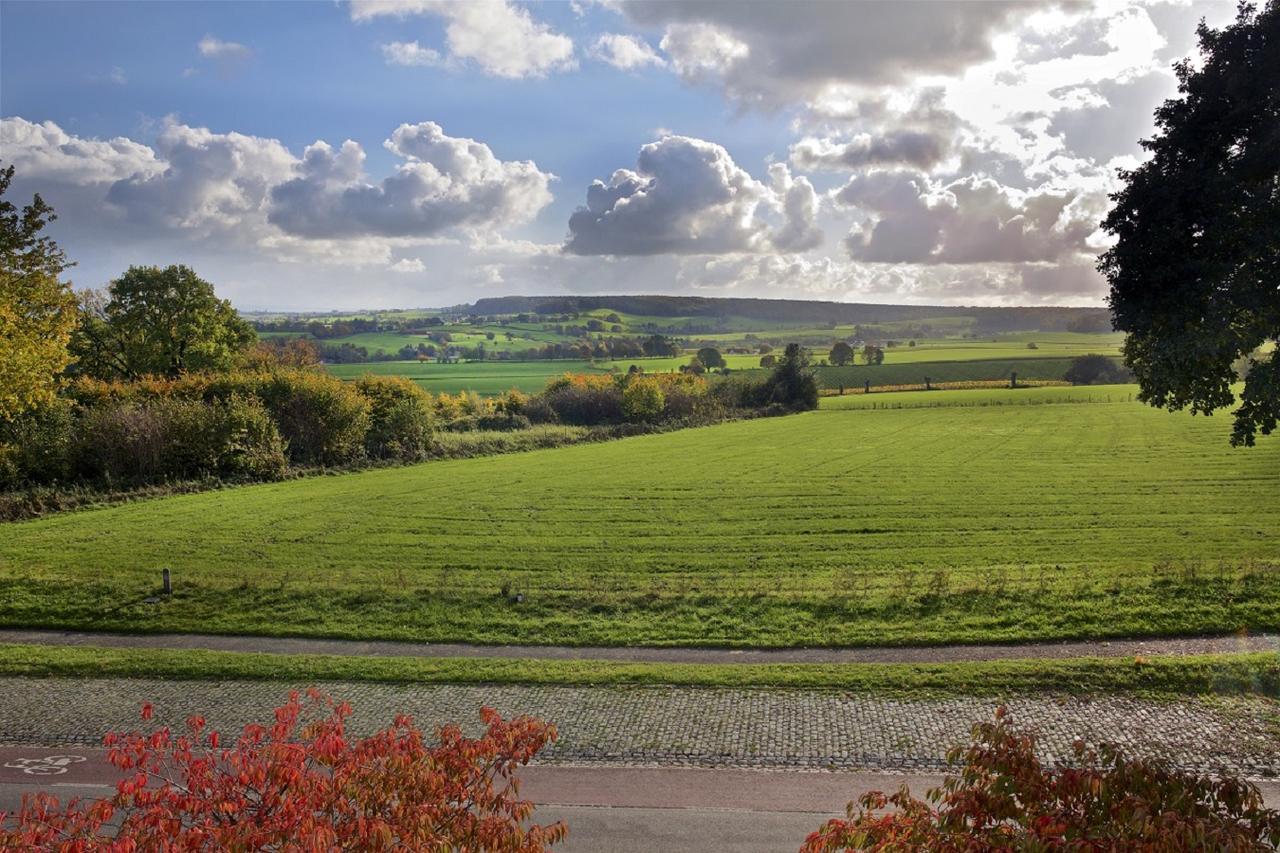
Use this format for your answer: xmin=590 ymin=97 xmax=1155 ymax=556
xmin=828 ymin=342 xmax=884 ymax=366
xmin=494 ymin=334 xmax=680 ymax=363
xmin=284 ymin=332 xmax=686 ymax=365
xmin=1063 ymin=354 xmax=1135 ymax=386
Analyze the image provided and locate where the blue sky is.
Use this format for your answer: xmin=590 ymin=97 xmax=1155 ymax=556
xmin=0 ymin=0 xmax=1237 ymax=310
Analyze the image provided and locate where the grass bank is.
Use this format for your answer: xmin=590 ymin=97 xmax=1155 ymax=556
xmin=0 ymin=644 xmax=1275 ymax=698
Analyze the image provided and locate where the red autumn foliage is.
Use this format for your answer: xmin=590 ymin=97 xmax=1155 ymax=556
xmin=802 ymin=707 xmax=1280 ymax=852
xmin=2 ymin=690 xmax=565 ymax=851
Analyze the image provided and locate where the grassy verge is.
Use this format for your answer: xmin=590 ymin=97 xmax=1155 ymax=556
xmin=0 ymin=644 xmax=1276 ymax=698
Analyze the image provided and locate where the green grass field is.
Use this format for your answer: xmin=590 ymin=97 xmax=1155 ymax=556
xmin=819 ymin=385 xmax=1143 ymax=410
xmin=2 ymin=390 xmax=1276 ymax=648
xmin=811 ymin=356 xmax=1122 ymax=389
xmin=325 ymin=359 xmax=614 ymax=394
xmin=324 ymin=355 xmax=762 ymax=394
xmin=323 ymin=352 xmax=1111 ymax=397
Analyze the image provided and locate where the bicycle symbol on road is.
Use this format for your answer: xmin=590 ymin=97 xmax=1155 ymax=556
xmin=4 ymin=755 xmax=88 ymax=776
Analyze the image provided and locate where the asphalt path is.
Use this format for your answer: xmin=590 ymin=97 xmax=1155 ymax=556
xmin=5 ymin=746 xmax=1279 ymax=851
xmin=0 ymin=744 xmax=925 ymax=851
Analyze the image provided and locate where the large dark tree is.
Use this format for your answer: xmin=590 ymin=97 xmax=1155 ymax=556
xmin=829 ymin=341 xmax=855 ymax=366
xmin=1099 ymin=1 xmax=1279 ymax=446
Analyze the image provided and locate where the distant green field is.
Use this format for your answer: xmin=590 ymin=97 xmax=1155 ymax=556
xmin=810 ymin=356 xmax=1124 ymax=389
xmin=325 ymin=355 xmax=764 ymax=394
xmin=820 ymin=384 xmax=1142 ymax=410
xmin=323 ymin=350 xmax=1120 ymax=396
xmin=2 ymin=394 xmax=1276 ymax=648
xmin=326 ymin=359 xmax=612 ymax=394
xmin=873 ymin=332 xmax=1124 ymax=364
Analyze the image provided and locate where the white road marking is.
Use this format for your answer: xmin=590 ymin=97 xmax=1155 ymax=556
xmin=4 ymin=755 xmax=88 ymax=776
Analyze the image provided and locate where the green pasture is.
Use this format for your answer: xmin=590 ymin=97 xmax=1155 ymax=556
xmin=810 ymin=356 xmax=1123 ymax=389
xmin=820 ymin=384 xmax=1143 ymax=410
xmin=872 ymin=332 xmax=1124 ymax=364
xmin=2 ymin=394 xmax=1277 ymax=648
xmin=324 ymin=355 xmax=762 ymax=394
xmin=325 ymin=359 xmax=628 ymax=394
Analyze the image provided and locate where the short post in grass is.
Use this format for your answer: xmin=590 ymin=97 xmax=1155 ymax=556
xmin=864 ymin=379 xmax=871 ymax=394
xmin=1010 ymin=371 xmax=1017 ymax=389
xmin=925 ymin=376 xmax=931 ymax=391
xmin=162 ymin=567 xmax=172 ymax=595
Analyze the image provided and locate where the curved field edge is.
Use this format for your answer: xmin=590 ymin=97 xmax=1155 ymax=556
xmin=0 ymin=645 xmax=1276 ymax=698
xmin=1 ymin=399 xmax=1277 ymax=648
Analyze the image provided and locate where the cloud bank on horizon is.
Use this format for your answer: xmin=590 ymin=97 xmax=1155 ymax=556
xmin=0 ymin=0 xmax=1237 ymax=310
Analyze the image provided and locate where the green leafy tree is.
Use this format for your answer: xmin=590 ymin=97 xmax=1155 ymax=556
xmin=861 ymin=344 xmax=885 ymax=365
xmin=761 ymin=343 xmax=818 ymax=410
xmin=829 ymin=341 xmax=855 ymax=366
xmin=1064 ymin=354 xmax=1133 ymax=386
xmin=0 ymin=165 xmax=78 ymax=423
xmin=621 ymin=376 xmax=665 ymax=423
xmin=696 ymin=347 xmax=726 ymax=369
xmin=72 ymin=265 xmax=256 ymax=380
xmin=1100 ymin=2 xmax=1279 ymax=446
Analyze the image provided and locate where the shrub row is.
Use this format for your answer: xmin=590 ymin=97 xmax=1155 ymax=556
xmin=2 ymin=370 xmax=435 ymax=490
xmin=535 ymin=372 xmax=717 ymax=426
xmin=2 ymin=359 xmax=810 ymax=496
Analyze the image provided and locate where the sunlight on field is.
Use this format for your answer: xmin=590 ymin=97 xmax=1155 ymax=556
xmin=2 ymin=395 xmax=1276 ymax=648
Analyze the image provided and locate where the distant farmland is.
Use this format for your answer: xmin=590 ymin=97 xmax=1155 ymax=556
xmin=2 ymin=386 xmax=1276 ymax=648
xmin=322 ymin=332 xmax=1126 ymax=395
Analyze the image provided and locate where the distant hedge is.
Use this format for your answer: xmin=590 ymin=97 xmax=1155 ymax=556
xmin=2 ymin=356 xmax=812 ymax=501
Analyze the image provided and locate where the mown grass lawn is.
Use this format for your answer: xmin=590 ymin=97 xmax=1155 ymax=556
xmin=1 ymin=645 xmax=1276 ymax=698
xmin=1 ymin=392 xmax=1277 ymax=647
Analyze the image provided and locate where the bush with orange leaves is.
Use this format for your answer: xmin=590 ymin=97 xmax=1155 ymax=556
xmin=2 ymin=690 xmax=565 ymax=851
xmin=802 ymin=708 xmax=1280 ymax=852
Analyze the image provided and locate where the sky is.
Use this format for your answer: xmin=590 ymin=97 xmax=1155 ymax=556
xmin=0 ymin=0 xmax=1239 ymax=311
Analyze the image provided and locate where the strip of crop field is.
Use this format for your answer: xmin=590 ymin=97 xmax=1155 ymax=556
xmin=1 ymin=394 xmax=1276 ymax=647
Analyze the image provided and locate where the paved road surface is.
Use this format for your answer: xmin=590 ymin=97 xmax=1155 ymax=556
xmin=0 ymin=746 xmax=937 ymax=851
xmin=5 ymin=747 xmax=1279 ymax=851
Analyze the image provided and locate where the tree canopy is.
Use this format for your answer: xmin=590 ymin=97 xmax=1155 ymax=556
xmin=0 ymin=165 xmax=78 ymax=423
xmin=72 ymin=265 xmax=256 ymax=380
xmin=1099 ymin=1 xmax=1279 ymax=445
xmin=829 ymin=341 xmax=855 ymax=366
xmin=695 ymin=346 xmax=726 ymax=369
xmin=761 ymin=343 xmax=819 ymax=410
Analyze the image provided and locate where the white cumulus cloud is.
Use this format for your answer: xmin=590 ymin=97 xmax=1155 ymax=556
xmin=268 ymin=121 xmax=554 ymax=239
xmin=0 ymin=116 xmax=162 ymax=185
xmin=589 ymin=33 xmax=665 ymax=70
xmin=565 ymin=135 xmax=783 ymax=256
xmin=354 ymin=0 xmax=575 ymax=78
xmin=3 ymin=116 xmax=554 ymax=265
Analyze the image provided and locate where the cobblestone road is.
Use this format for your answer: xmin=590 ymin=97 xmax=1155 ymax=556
xmin=1 ymin=678 xmax=1276 ymax=777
